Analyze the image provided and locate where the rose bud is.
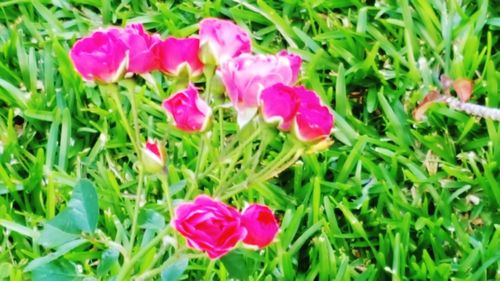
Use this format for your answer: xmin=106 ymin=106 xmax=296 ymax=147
xmin=293 ymin=87 xmax=334 ymax=142
xmin=141 ymin=140 xmax=165 ymax=173
xmin=162 ymin=83 xmax=212 ymax=133
xmin=241 ymin=204 xmax=279 ymax=248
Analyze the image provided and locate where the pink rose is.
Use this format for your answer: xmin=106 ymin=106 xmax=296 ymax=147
xmin=162 ymin=83 xmax=212 ymax=132
xmin=294 ymin=88 xmax=334 ymax=142
xmin=69 ymin=30 xmax=128 ymax=83
xmin=261 ymin=83 xmax=334 ymax=141
xmin=199 ymin=18 xmax=251 ymax=65
xmin=110 ymin=24 xmax=161 ymax=74
xmin=157 ymin=37 xmax=204 ymax=77
xmin=219 ymin=53 xmax=300 ymax=127
xmin=260 ymin=83 xmax=300 ymax=131
xmin=173 ymin=196 xmax=247 ymax=259
xmin=241 ymin=204 xmax=279 ymax=248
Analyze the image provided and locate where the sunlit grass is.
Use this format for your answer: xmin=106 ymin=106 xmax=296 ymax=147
xmin=0 ymin=0 xmax=499 ymax=280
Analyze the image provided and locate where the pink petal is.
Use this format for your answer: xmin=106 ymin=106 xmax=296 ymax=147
xmin=158 ymin=37 xmax=204 ymax=76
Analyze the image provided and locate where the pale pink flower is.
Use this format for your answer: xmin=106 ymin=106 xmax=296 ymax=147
xmin=219 ymin=53 xmax=300 ymax=127
xmin=173 ymin=196 xmax=247 ymax=259
xmin=241 ymin=204 xmax=279 ymax=248
xmin=162 ymin=83 xmax=212 ymax=132
xmin=157 ymin=37 xmax=204 ymax=77
xmin=199 ymin=18 xmax=251 ymax=65
xmin=69 ymin=30 xmax=128 ymax=83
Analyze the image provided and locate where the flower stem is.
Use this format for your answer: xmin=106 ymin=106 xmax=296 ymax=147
xmin=115 ymin=225 xmax=172 ymax=281
xmin=160 ymin=167 xmax=175 ymax=218
xmin=128 ymin=166 xmax=144 ymax=252
xmin=104 ymin=84 xmax=140 ymax=153
xmin=219 ymin=141 xmax=304 ymax=200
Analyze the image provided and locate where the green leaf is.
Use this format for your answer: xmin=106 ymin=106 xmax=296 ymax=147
xmin=67 ymin=179 xmax=99 ymax=233
xmin=38 ymin=211 xmax=80 ymax=248
xmin=138 ymin=209 xmax=166 ymax=230
xmin=25 ymin=239 xmax=86 ymax=272
xmin=38 ymin=179 xmax=99 ymax=248
xmin=161 ymin=256 xmax=189 ymax=281
xmin=97 ymin=248 xmax=119 ymax=277
xmin=31 ymin=259 xmax=79 ymax=281
xmin=220 ymin=250 xmax=256 ymax=281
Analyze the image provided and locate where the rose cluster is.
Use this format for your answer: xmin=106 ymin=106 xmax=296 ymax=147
xmin=69 ymin=18 xmax=335 ymax=259
xmin=69 ymin=18 xmax=334 ymax=141
xmin=173 ymin=196 xmax=279 ymax=259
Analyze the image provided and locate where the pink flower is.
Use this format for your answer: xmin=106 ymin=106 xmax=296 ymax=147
xmin=141 ymin=140 xmax=165 ymax=173
xmin=162 ymin=83 xmax=212 ymax=132
xmin=261 ymin=83 xmax=334 ymax=141
xmin=241 ymin=204 xmax=279 ymax=248
xmin=294 ymin=88 xmax=334 ymax=142
xmin=199 ymin=18 xmax=251 ymax=65
xmin=260 ymin=83 xmax=300 ymax=131
xmin=173 ymin=196 xmax=247 ymax=259
xmin=110 ymin=24 xmax=161 ymax=74
xmin=69 ymin=30 xmax=128 ymax=83
xmin=219 ymin=53 xmax=301 ymax=127
xmin=157 ymin=37 xmax=204 ymax=77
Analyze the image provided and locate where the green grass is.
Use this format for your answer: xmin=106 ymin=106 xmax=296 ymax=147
xmin=0 ymin=0 xmax=499 ymax=280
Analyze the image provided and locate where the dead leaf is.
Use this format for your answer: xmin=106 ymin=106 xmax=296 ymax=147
xmin=413 ymin=90 xmax=442 ymax=121
xmin=453 ymin=78 xmax=473 ymax=102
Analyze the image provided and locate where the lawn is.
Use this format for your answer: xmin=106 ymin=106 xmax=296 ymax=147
xmin=0 ymin=0 xmax=499 ymax=280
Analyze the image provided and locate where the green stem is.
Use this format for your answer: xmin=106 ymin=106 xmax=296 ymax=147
xmin=199 ymin=123 xmax=262 ymax=182
xmin=105 ymin=84 xmax=140 ymax=153
xmin=160 ymin=168 xmax=175 ymax=218
xmin=128 ymin=166 xmax=144 ymax=252
xmin=136 ymin=252 xmax=204 ymax=281
xmin=115 ymin=225 xmax=172 ymax=281
xmin=220 ymin=142 xmax=304 ymax=200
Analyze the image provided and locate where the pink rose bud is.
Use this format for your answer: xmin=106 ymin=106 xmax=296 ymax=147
xmin=141 ymin=140 xmax=165 ymax=173
xmin=162 ymin=83 xmax=212 ymax=132
xmin=260 ymin=83 xmax=300 ymax=131
xmin=70 ymin=30 xmax=128 ymax=83
xmin=294 ymin=88 xmax=334 ymax=142
xmin=219 ymin=53 xmax=300 ymax=127
xmin=241 ymin=204 xmax=279 ymax=248
xmin=158 ymin=37 xmax=204 ymax=77
xmin=111 ymin=24 xmax=161 ymax=74
xmin=199 ymin=18 xmax=251 ymax=65
xmin=173 ymin=196 xmax=247 ymax=259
